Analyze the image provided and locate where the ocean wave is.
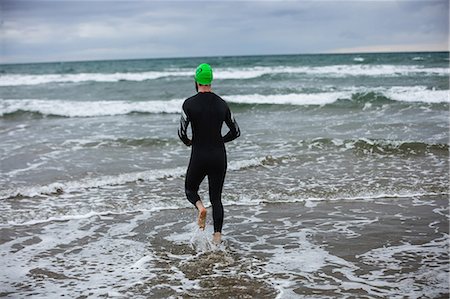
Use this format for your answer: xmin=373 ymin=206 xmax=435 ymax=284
xmin=0 ymin=99 xmax=183 ymax=117
xmin=0 ymin=156 xmax=273 ymax=200
xmin=61 ymin=137 xmax=177 ymax=148
xmin=382 ymin=86 xmax=449 ymax=103
xmin=0 ymin=70 xmax=192 ymax=86
xmin=7 ymin=210 xmax=136 ymax=226
xmin=225 ymin=92 xmax=350 ymax=106
xmin=301 ymin=138 xmax=449 ymax=156
xmin=5 ymin=207 xmax=179 ymax=227
xmin=0 ymin=87 xmax=447 ymax=118
xmin=353 ymin=140 xmax=449 ymax=156
xmin=257 ymin=191 xmax=449 ymax=205
xmin=5 ymin=191 xmax=447 ymax=227
xmin=1 ymin=137 xmax=446 ymax=201
xmin=1 ymin=64 xmax=448 ymax=86
xmin=0 ymin=167 xmax=183 ymax=200
xmin=226 ymin=86 xmax=449 ymax=106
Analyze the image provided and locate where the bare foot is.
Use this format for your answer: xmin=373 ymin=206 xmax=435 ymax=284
xmin=197 ymin=207 xmax=207 ymax=230
xmin=212 ymin=232 xmax=221 ymax=244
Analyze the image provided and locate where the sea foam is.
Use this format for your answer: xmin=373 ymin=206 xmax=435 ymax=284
xmin=0 ymin=157 xmax=269 ymax=200
xmin=0 ymin=99 xmax=183 ymax=117
xmin=0 ymin=70 xmax=191 ymax=86
xmin=224 ymin=92 xmax=350 ymax=106
xmin=0 ymin=166 xmax=185 ymax=199
xmin=1 ymin=86 xmax=448 ymax=118
xmin=1 ymin=65 xmax=448 ymax=86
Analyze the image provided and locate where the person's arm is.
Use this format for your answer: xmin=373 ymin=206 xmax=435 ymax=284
xmin=223 ymin=108 xmax=240 ymax=143
xmin=178 ymin=105 xmax=192 ymax=146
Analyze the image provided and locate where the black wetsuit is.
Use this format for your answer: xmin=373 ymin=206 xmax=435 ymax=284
xmin=178 ymin=92 xmax=240 ymax=233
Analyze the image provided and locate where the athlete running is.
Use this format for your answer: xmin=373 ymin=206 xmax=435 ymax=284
xmin=178 ymin=63 xmax=240 ymax=244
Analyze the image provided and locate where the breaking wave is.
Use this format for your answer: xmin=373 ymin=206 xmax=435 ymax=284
xmin=1 ymin=138 xmax=447 ymax=200
xmin=1 ymin=64 xmax=448 ymax=86
xmin=1 ymin=87 xmax=447 ymax=118
xmin=301 ymin=138 xmax=449 ymax=156
xmin=0 ymin=156 xmax=273 ymax=200
xmin=0 ymin=99 xmax=183 ymax=117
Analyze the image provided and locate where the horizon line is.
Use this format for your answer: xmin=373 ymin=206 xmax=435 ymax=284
xmin=1 ymin=49 xmax=449 ymax=66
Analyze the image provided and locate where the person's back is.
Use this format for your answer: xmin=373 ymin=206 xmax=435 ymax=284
xmin=182 ymin=92 xmax=236 ymax=148
xmin=178 ymin=63 xmax=240 ymax=244
xmin=184 ymin=92 xmax=226 ymax=148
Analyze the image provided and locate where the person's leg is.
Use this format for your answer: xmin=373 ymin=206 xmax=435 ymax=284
xmin=195 ymin=200 xmax=207 ymax=230
xmin=185 ymin=156 xmax=207 ymax=230
xmin=207 ymin=150 xmax=227 ymax=243
xmin=208 ymin=167 xmax=226 ymax=242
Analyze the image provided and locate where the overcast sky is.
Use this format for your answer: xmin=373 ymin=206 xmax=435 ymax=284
xmin=1 ymin=0 xmax=449 ymax=63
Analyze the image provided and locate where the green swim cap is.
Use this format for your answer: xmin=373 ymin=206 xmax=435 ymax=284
xmin=194 ymin=63 xmax=213 ymax=85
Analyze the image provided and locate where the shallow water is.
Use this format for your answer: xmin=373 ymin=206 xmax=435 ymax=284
xmin=1 ymin=52 xmax=449 ymax=297
xmin=1 ymin=197 xmax=448 ymax=298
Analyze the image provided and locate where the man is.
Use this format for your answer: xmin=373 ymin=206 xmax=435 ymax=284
xmin=178 ymin=63 xmax=240 ymax=244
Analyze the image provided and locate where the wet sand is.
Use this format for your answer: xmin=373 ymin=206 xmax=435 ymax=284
xmin=1 ymin=196 xmax=448 ymax=298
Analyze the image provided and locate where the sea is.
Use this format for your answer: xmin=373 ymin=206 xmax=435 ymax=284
xmin=0 ymin=52 xmax=449 ymax=298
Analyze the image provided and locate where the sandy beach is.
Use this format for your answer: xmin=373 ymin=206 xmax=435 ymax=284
xmin=1 ymin=195 xmax=448 ymax=298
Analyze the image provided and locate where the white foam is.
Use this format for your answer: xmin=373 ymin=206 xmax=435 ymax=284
xmin=8 ymin=210 xmax=122 ymax=226
xmin=226 ymin=86 xmax=449 ymax=106
xmin=0 ymin=211 xmax=162 ymax=297
xmin=0 ymin=157 xmax=269 ymax=200
xmin=265 ymin=229 xmax=357 ymax=274
xmin=219 ymin=64 xmax=449 ymax=78
xmin=264 ymin=222 xmax=449 ymax=298
xmin=131 ymin=255 xmax=154 ymax=269
xmin=0 ymin=70 xmax=192 ymax=86
xmin=1 ymin=65 xmax=448 ymax=86
xmin=228 ymin=156 xmax=278 ymax=170
xmin=0 ymin=99 xmax=183 ymax=117
xmin=236 ymin=190 xmax=448 ymax=207
xmin=4 ymin=205 xmax=184 ymax=227
xmin=384 ymin=86 xmax=449 ymax=103
xmin=275 ymin=64 xmax=449 ymax=77
xmin=225 ymin=92 xmax=349 ymax=106
xmin=304 ymin=200 xmax=318 ymax=208
xmin=1 ymin=86 xmax=447 ymax=118
xmin=355 ymin=234 xmax=449 ymax=298
xmin=215 ymin=67 xmax=270 ymax=79
xmin=0 ymin=166 xmax=185 ymax=200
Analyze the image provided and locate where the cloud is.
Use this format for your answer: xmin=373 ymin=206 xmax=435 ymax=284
xmin=1 ymin=0 xmax=448 ymax=63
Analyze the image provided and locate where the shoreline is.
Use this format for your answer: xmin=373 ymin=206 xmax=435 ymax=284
xmin=1 ymin=195 xmax=448 ymax=298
